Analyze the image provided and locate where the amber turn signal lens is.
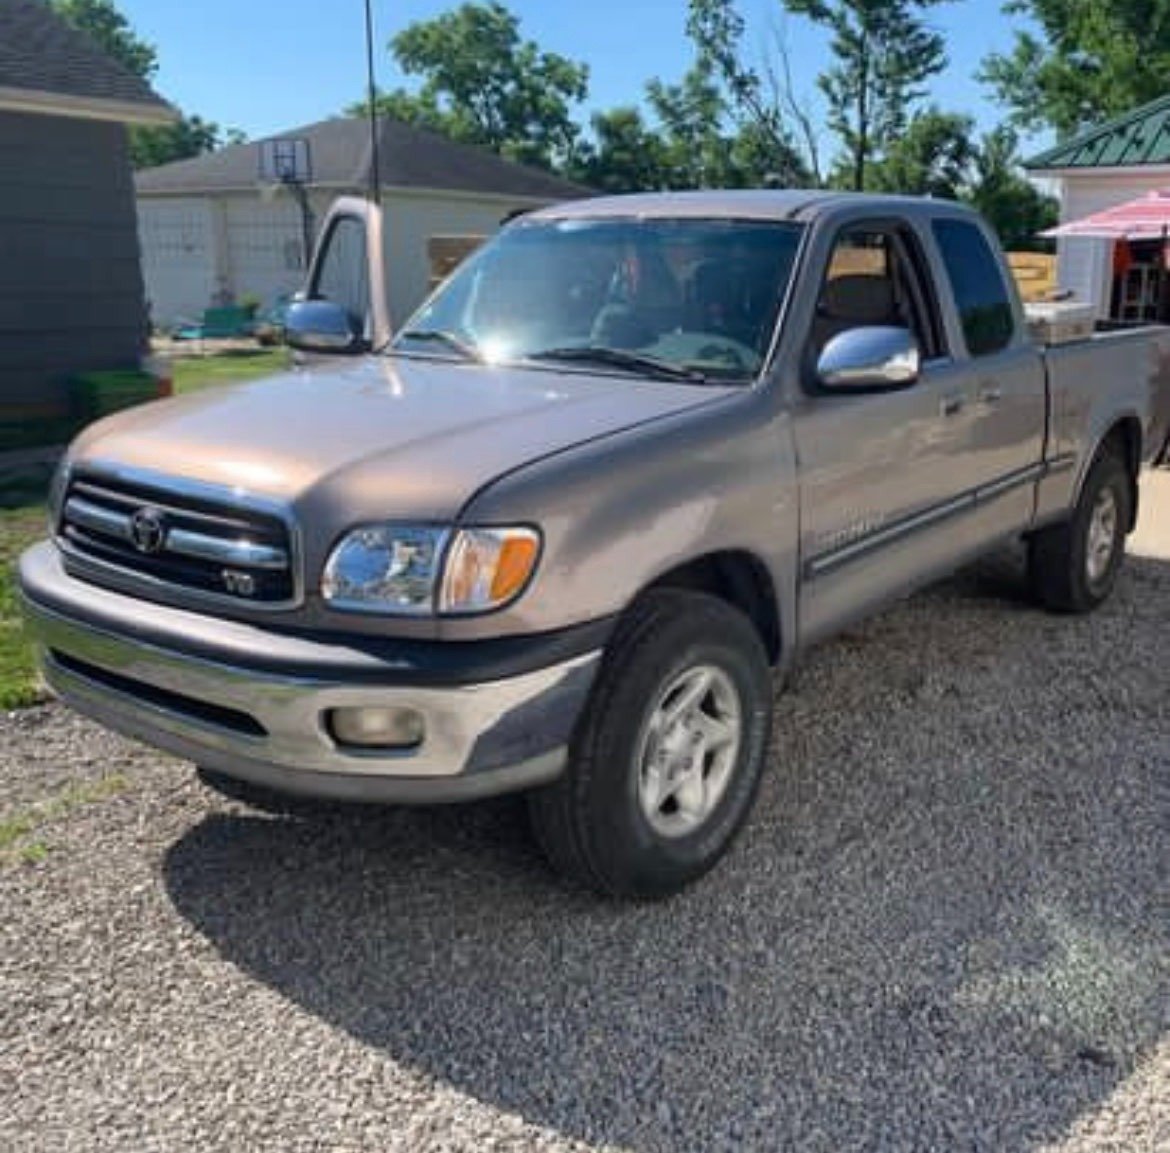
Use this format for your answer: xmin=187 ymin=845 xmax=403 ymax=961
xmin=491 ymin=535 xmax=540 ymax=602
xmin=440 ymin=527 xmax=541 ymax=613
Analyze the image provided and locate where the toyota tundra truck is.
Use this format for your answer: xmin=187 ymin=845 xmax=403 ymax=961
xmin=18 ymin=191 xmax=1170 ymax=897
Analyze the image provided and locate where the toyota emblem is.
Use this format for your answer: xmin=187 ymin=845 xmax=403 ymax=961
xmin=129 ymin=507 xmax=168 ymax=554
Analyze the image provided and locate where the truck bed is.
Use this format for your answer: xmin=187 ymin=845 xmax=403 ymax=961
xmin=1040 ymin=322 xmax=1170 ymax=469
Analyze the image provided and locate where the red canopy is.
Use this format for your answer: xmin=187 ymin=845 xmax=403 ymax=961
xmin=1043 ymin=189 xmax=1170 ymax=239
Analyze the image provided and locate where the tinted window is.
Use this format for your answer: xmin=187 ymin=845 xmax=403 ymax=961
xmin=932 ymin=219 xmax=1015 ymax=357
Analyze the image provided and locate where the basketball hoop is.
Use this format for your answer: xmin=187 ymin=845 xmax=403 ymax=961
xmin=257 ymin=137 xmax=315 ymax=271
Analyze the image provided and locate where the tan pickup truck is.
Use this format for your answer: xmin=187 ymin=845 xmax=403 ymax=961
xmin=19 ymin=191 xmax=1170 ymax=896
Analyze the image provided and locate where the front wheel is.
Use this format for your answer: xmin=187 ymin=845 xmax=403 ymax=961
xmin=1028 ymin=447 xmax=1133 ymax=613
xmin=528 ymin=589 xmax=773 ymax=899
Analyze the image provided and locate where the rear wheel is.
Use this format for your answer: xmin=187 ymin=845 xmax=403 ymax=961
xmin=528 ymin=589 xmax=773 ymax=898
xmin=1028 ymin=447 xmax=1132 ymax=613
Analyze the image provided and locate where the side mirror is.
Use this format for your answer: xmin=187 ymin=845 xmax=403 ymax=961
xmin=285 ymin=299 xmax=368 ymax=355
xmin=817 ymin=326 xmax=920 ymax=391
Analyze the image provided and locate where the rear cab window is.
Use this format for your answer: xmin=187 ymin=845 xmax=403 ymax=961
xmin=931 ymin=218 xmax=1016 ymax=357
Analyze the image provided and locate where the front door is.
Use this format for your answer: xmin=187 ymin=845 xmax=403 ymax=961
xmin=794 ymin=222 xmax=983 ymax=645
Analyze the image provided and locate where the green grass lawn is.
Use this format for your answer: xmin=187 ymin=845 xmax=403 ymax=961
xmin=0 ymin=349 xmax=291 ymax=708
xmin=173 ymin=347 xmax=289 ymax=394
xmin=0 ymin=468 xmax=52 ymax=708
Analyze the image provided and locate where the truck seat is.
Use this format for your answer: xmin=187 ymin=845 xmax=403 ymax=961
xmin=812 ymin=274 xmax=903 ymax=355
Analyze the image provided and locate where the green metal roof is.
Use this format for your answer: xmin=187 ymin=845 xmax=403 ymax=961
xmin=1025 ymin=94 xmax=1170 ymax=171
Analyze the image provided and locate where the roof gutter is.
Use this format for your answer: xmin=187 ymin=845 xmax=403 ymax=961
xmin=134 ymin=182 xmax=580 ymax=206
xmin=0 ymin=85 xmax=177 ymax=126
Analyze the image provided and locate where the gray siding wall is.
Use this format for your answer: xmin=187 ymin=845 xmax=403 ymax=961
xmin=0 ymin=111 xmax=147 ymax=418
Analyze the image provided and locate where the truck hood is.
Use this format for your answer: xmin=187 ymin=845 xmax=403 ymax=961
xmin=72 ymin=355 xmax=733 ymax=522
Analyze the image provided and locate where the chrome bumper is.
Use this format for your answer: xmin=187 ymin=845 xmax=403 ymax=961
xmin=19 ymin=542 xmax=600 ymax=803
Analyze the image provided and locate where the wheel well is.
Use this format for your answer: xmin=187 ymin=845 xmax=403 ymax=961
xmin=647 ymin=551 xmax=782 ymax=664
xmin=1101 ymin=418 xmax=1142 ymax=531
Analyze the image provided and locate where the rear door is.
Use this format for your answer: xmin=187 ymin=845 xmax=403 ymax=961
xmin=300 ymin=196 xmax=391 ymax=353
xmin=928 ymin=216 xmax=1047 ymax=524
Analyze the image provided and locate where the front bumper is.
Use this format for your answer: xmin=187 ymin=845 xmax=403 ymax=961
xmin=18 ymin=542 xmax=603 ymax=803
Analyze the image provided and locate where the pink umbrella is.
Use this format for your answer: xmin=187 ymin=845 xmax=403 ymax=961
xmin=1043 ymin=189 xmax=1170 ymax=239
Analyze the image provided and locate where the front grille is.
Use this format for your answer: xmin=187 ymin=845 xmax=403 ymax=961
xmin=59 ymin=471 xmax=296 ymax=605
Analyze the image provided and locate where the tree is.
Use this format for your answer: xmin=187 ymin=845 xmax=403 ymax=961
xmin=685 ymin=0 xmax=814 ymax=184
xmin=52 ymin=0 xmax=238 ymax=169
xmin=868 ymin=107 xmax=977 ymax=198
xmin=783 ymin=0 xmax=951 ymax=191
xmin=129 ymin=116 xmax=229 ymax=169
xmin=965 ymin=127 xmax=1058 ymax=250
xmin=350 ymin=2 xmax=588 ymax=170
xmin=51 ymin=0 xmax=157 ymax=78
xmin=980 ymin=0 xmax=1170 ymax=140
xmin=568 ymin=107 xmax=673 ymax=193
xmin=863 ymin=113 xmax=1057 ymax=249
xmin=645 ymin=62 xmax=741 ymax=188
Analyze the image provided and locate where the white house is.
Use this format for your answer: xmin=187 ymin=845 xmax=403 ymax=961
xmin=134 ymin=116 xmax=589 ymax=328
xmin=1026 ymin=94 xmax=1170 ymax=322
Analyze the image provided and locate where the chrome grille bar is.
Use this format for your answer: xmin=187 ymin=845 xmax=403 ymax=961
xmin=165 ymin=527 xmax=288 ymax=570
xmin=63 ymin=496 xmax=289 ymax=570
xmin=64 ymin=496 xmax=133 ymax=542
xmin=70 ymin=480 xmax=265 ymax=534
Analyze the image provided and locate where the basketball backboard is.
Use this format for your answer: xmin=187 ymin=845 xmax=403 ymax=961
xmin=258 ymin=137 xmax=312 ymax=185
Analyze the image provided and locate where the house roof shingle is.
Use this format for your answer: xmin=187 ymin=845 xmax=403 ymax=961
xmin=0 ymin=0 xmax=173 ymax=123
xmin=135 ymin=116 xmax=591 ymax=202
xmin=1025 ymin=93 xmax=1170 ymax=172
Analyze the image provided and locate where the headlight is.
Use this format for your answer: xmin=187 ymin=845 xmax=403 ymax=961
xmin=321 ymin=524 xmax=540 ymax=615
xmin=322 ymin=526 xmax=447 ymax=614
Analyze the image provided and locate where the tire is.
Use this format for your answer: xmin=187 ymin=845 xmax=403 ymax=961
xmin=1028 ymin=447 xmax=1133 ymax=614
xmin=527 ymin=589 xmax=773 ymax=899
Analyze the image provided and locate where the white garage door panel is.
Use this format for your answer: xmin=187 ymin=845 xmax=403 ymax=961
xmin=137 ymin=198 xmax=215 ymax=328
xmin=224 ymin=199 xmax=310 ymax=311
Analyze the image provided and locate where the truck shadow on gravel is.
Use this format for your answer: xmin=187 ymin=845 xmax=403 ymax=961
xmin=163 ymin=555 xmax=1169 ymax=1152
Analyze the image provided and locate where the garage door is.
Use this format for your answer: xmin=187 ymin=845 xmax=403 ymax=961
xmin=137 ymin=198 xmax=216 ymax=328
xmin=225 ymin=198 xmax=310 ymax=313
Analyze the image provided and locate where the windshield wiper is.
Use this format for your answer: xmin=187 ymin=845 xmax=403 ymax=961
xmin=395 ymin=329 xmax=482 ymax=361
xmin=525 ymin=346 xmax=709 ymax=383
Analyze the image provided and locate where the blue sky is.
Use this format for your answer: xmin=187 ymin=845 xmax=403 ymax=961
xmin=117 ymin=0 xmax=1042 ymax=157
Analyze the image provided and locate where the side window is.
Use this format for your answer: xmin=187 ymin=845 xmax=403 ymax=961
xmin=312 ymin=216 xmax=370 ymax=331
xmin=932 ymin=219 xmax=1015 ymax=357
xmin=812 ymin=227 xmax=941 ymax=361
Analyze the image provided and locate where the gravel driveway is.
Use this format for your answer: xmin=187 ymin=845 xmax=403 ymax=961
xmin=2 ymin=516 xmax=1167 ymax=1151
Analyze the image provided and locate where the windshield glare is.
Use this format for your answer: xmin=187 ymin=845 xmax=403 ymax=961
xmin=395 ymin=217 xmax=804 ymax=381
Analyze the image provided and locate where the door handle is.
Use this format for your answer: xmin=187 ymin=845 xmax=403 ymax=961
xmin=978 ymin=384 xmax=1004 ymax=405
xmin=940 ymin=393 xmax=965 ymax=417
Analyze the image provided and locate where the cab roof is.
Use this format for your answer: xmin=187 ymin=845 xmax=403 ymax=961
xmin=528 ymin=188 xmax=980 ymax=225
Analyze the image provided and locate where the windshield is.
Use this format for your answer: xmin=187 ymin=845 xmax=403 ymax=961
xmin=394 ymin=217 xmax=805 ymax=382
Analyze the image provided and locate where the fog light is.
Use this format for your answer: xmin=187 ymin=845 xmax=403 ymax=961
xmin=328 ymin=706 xmax=425 ymax=750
